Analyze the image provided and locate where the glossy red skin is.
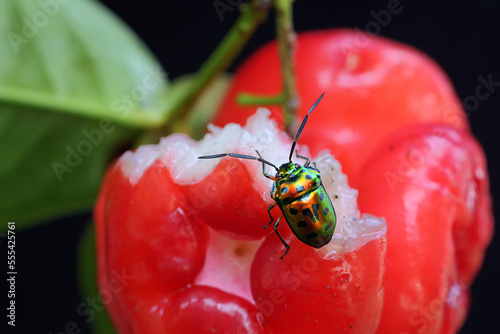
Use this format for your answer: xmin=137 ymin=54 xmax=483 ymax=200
xmin=214 ymin=29 xmax=469 ymax=179
xmin=251 ymin=227 xmax=386 ymax=333
xmin=354 ymin=124 xmax=493 ymax=334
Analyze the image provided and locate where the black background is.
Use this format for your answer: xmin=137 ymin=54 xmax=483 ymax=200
xmin=3 ymin=0 xmax=500 ymax=333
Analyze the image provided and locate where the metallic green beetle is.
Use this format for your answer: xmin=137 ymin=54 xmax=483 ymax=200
xmin=199 ymin=93 xmax=336 ymax=259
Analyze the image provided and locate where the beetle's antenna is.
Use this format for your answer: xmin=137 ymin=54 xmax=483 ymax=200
xmin=288 ymin=92 xmax=325 ymax=162
xmin=199 ymin=153 xmax=279 ymax=172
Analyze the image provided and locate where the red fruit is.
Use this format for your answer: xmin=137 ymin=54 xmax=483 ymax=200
xmin=95 ymin=29 xmax=492 ymax=334
xmin=214 ymin=29 xmax=469 ymax=178
xmin=355 ymin=124 xmax=492 ymax=334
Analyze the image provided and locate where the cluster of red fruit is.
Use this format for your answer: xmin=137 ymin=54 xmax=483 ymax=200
xmin=95 ymin=30 xmax=492 ymax=333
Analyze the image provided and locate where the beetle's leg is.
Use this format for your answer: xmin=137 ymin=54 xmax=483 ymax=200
xmin=295 ymin=150 xmax=311 ymax=166
xmin=256 ymin=150 xmax=277 ymax=180
xmin=263 ymin=203 xmax=276 ymax=228
xmin=273 ymin=219 xmax=290 ymax=259
xmin=313 ymin=162 xmax=317 ymax=169
xmin=261 ymin=162 xmax=275 ymax=179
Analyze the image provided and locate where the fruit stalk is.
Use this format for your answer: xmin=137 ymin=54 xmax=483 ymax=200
xmin=235 ymin=0 xmax=299 ymax=132
xmin=274 ymin=0 xmax=298 ymax=130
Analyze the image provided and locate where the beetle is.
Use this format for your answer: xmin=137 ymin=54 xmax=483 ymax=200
xmin=199 ymin=92 xmax=336 ymax=259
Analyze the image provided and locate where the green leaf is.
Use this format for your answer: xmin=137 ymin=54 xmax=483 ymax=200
xmin=78 ymin=221 xmax=117 ymax=334
xmin=0 ymin=0 xmax=169 ymax=229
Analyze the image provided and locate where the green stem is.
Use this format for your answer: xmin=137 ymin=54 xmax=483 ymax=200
xmin=165 ymin=2 xmax=270 ymax=124
xmin=273 ymin=0 xmax=298 ymax=132
xmin=237 ymin=92 xmax=285 ymax=106
xmin=0 ymin=86 xmax=163 ymax=128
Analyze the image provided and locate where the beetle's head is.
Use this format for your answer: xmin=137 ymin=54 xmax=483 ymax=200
xmin=277 ymin=162 xmax=300 ymax=178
